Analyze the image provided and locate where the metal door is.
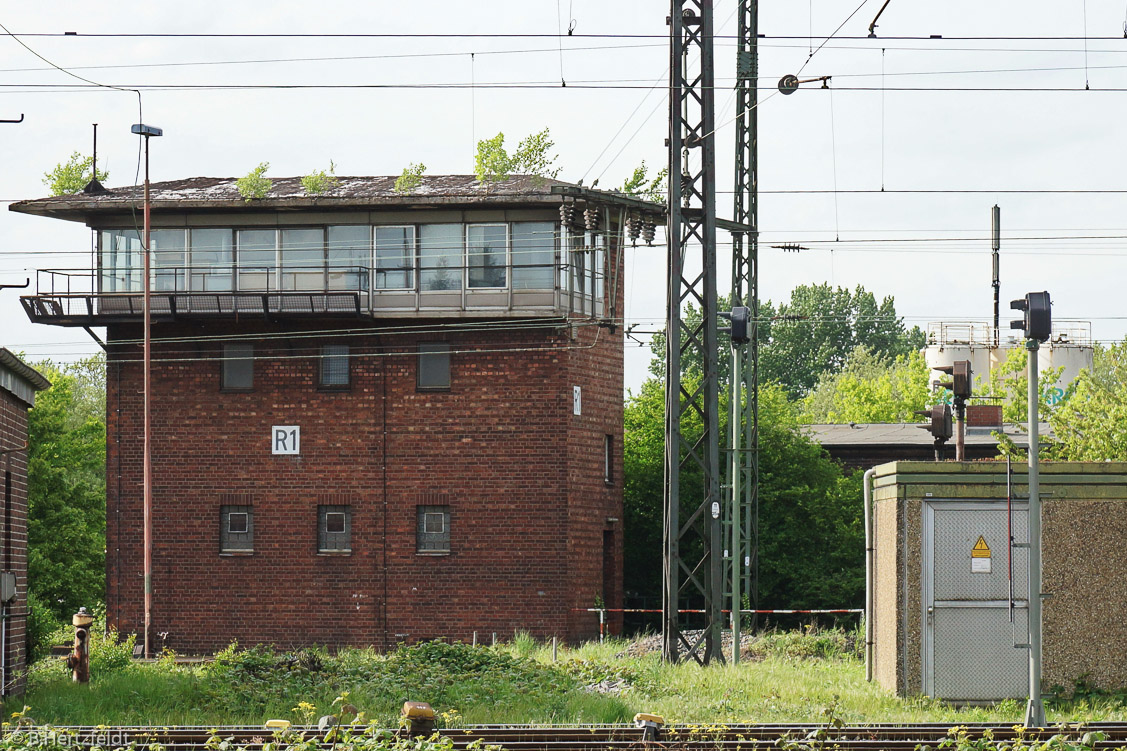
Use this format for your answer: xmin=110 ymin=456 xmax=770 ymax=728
xmin=923 ymin=500 xmax=1029 ymax=701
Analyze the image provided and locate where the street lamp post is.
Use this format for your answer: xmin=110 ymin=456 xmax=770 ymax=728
xmin=131 ymin=122 xmax=162 ymax=660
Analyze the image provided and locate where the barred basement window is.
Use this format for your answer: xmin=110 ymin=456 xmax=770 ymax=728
xmin=417 ymin=343 xmax=450 ymax=391
xmin=416 ymin=505 xmax=451 ymax=553
xmin=220 ymin=505 xmax=254 ymax=553
xmin=320 ymin=344 xmax=350 ymax=388
xmin=318 ymin=505 xmax=351 ymax=553
xmin=222 ymin=342 xmax=254 ymax=390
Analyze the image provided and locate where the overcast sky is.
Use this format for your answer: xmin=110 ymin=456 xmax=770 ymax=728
xmin=3 ymin=1 xmax=1126 ymax=392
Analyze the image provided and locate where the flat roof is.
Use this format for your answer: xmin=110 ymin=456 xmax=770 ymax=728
xmin=8 ymin=175 xmax=667 ymax=223
xmin=804 ymin=422 xmax=1050 ymax=449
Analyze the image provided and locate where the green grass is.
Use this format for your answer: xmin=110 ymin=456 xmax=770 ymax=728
xmin=12 ymin=630 xmax=1127 ymax=727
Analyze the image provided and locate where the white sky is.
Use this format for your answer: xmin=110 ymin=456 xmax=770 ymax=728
xmin=2 ymin=1 xmax=1127 ymax=392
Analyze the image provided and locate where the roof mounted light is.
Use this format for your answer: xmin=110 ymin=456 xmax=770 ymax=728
xmin=131 ymin=123 xmax=163 ymax=137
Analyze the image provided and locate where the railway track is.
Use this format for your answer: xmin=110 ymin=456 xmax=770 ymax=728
xmin=5 ymin=722 xmax=1125 ymax=751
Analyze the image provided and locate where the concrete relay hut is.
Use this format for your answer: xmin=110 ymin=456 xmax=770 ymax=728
xmin=870 ymin=461 xmax=1127 ymax=701
xmin=12 ymin=175 xmax=664 ymax=653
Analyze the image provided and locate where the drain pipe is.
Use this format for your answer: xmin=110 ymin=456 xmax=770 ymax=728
xmin=863 ymin=467 xmax=876 ymax=682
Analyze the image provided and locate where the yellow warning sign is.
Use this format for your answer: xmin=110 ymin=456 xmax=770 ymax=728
xmin=971 ymin=536 xmax=992 ymax=558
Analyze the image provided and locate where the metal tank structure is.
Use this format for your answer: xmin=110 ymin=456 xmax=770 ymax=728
xmin=924 ymin=321 xmax=1093 ymax=409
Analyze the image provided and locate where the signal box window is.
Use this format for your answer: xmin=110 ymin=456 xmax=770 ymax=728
xmin=220 ymin=505 xmax=254 ymax=553
xmin=320 ymin=344 xmax=350 ymax=388
xmin=222 ymin=342 xmax=254 ymax=390
xmin=318 ymin=505 xmax=351 ymax=553
xmin=417 ymin=505 xmax=451 ymax=554
xmin=417 ymin=343 xmax=450 ymax=391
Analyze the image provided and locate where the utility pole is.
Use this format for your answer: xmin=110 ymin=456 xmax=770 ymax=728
xmin=992 ymin=205 xmax=1001 ymax=348
xmin=728 ymin=0 xmax=759 ymax=662
xmin=664 ymin=0 xmax=724 ymax=664
xmin=132 ymin=122 xmax=162 ymax=660
xmin=1010 ymin=290 xmax=1051 ymax=727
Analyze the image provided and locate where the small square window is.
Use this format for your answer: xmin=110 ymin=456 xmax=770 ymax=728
xmin=220 ymin=505 xmax=253 ymax=553
xmin=423 ymin=512 xmax=445 ymax=534
xmin=319 ymin=505 xmax=351 ymax=553
xmin=320 ymin=344 xmax=350 ymax=388
xmin=222 ymin=343 xmax=254 ymax=390
xmin=417 ymin=343 xmax=450 ymax=391
xmin=417 ymin=505 xmax=450 ymax=553
xmin=228 ymin=512 xmax=249 ymax=534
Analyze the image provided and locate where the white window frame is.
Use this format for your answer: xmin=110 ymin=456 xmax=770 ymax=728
xmin=465 ymin=223 xmax=509 ymax=290
xmin=373 ymin=224 xmax=416 ymax=291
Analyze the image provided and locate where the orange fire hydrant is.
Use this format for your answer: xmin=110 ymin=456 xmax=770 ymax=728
xmin=65 ymin=607 xmax=93 ymax=683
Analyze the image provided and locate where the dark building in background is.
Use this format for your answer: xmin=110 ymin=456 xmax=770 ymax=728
xmin=0 ymin=348 xmax=50 ymax=693
xmin=805 ymin=406 xmax=1043 ymax=470
xmin=13 ymin=175 xmax=662 ymax=653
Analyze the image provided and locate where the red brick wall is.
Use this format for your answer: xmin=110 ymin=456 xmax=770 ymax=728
xmin=0 ymin=388 xmax=30 ymax=694
xmin=105 ymin=316 xmax=622 ymax=653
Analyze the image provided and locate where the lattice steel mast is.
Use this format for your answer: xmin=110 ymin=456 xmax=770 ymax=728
xmin=664 ymin=0 xmax=724 ymax=665
xmin=726 ymin=0 xmax=759 ymax=658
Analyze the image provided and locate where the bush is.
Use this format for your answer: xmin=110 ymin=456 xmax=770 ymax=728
xmin=236 ymin=163 xmax=272 ymax=201
xmin=26 ymin=593 xmax=65 ymax=663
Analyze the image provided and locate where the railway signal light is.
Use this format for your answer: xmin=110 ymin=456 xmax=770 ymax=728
xmin=719 ymin=306 xmax=751 ymax=345
xmin=935 ymin=360 xmax=972 ymax=400
xmin=915 ymin=404 xmax=953 ymax=443
xmin=1010 ymin=291 xmax=1051 ymax=342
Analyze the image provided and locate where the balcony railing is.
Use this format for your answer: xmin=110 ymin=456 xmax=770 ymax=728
xmin=24 ymin=259 xmax=607 ymax=325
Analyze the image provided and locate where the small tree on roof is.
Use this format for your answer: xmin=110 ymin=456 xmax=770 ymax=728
xmin=474 ymin=128 xmax=560 ymax=184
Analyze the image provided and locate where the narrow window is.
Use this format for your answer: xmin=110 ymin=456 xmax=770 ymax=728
xmin=320 ymin=344 xmax=350 ymax=388
xmin=318 ymin=505 xmax=351 ymax=553
xmin=419 ymin=224 xmax=463 ymax=291
xmin=327 ymin=225 xmax=371 ymax=292
xmin=466 ymin=224 xmax=507 ymax=288
xmin=280 ymin=228 xmax=325 ymax=291
xmin=189 ymin=228 xmax=234 ymax=291
xmin=374 ymin=225 xmax=415 ymax=290
xmin=221 ymin=342 xmax=254 ymax=390
xmin=604 ymin=434 xmax=614 ymax=485
xmin=511 ymin=222 xmax=556 ymax=290
xmin=417 ymin=505 xmax=451 ymax=553
xmin=220 ymin=505 xmax=254 ymax=553
xmin=151 ymin=229 xmax=187 ymax=292
xmin=417 ymin=342 xmax=450 ymax=391
xmin=236 ymin=228 xmax=277 ymax=291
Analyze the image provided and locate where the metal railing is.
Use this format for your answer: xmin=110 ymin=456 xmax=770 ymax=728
xmin=27 ymin=260 xmax=608 ymax=320
xmin=926 ymin=320 xmax=1092 ymax=347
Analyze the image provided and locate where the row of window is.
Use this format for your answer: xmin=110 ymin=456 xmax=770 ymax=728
xmin=220 ymin=504 xmax=451 ymax=554
xmin=221 ymin=342 xmax=451 ymax=391
xmin=97 ymin=221 xmax=603 ymax=295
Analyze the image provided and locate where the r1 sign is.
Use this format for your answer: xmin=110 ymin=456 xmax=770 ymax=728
xmin=272 ymin=425 xmax=300 ymax=455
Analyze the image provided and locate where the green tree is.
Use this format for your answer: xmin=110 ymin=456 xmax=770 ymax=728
xmin=619 ymin=161 xmax=667 ymax=204
xmin=800 ymin=347 xmax=934 ymax=424
xmin=394 ymin=162 xmax=426 ymax=194
xmin=27 ymin=356 xmax=106 ymax=620
xmin=474 ymin=128 xmax=560 ymax=183
xmin=623 ymin=376 xmax=864 ymax=610
xmin=648 ymin=284 xmax=922 ymax=397
xmin=42 ymin=152 xmax=109 ymax=196
xmin=1047 ymin=340 xmax=1126 ymax=460
xmin=761 ymin=283 xmax=923 ymax=397
xmin=236 ymin=162 xmax=272 ymax=201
